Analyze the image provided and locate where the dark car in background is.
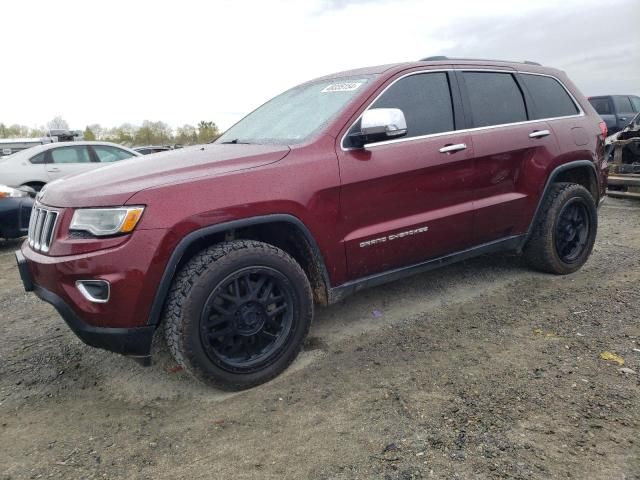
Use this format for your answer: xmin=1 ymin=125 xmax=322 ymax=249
xmin=0 ymin=185 xmax=34 ymax=240
xmin=589 ymin=95 xmax=640 ymax=135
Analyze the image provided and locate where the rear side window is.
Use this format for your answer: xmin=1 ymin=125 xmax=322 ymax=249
xmin=50 ymin=146 xmax=92 ymax=163
xmin=521 ymin=74 xmax=579 ymax=119
xmin=368 ymin=72 xmax=455 ymax=138
xmin=631 ymin=97 xmax=640 ymax=112
xmin=613 ymin=96 xmax=635 ymax=114
xmin=29 ymin=152 xmax=45 ymax=164
xmin=589 ymin=98 xmax=612 ymax=115
xmin=462 ymin=72 xmax=527 ymax=127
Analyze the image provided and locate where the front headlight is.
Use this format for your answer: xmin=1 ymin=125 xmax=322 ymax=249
xmin=0 ymin=185 xmax=28 ymax=199
xmin=70 ymin=206 xmax=145 ymax=236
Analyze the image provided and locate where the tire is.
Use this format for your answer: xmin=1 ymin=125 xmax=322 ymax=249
xmin=524 ymin=182 xmax=597 ymax=275
xmin=163 ymin=240 xmax=313 ymax=390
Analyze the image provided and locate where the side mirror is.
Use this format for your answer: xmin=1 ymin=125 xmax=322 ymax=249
xmin=349 ymin=108 xmax=407 ymax=148
xmin=17 ymin=186 xmax=37 ymax=198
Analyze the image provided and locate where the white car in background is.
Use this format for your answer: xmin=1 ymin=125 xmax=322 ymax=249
xmin=0 ymin=141 xmax=141 ymax=191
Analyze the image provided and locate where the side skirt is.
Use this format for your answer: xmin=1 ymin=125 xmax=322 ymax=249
xmin=328 ymin=234 xmax=525 ymax=304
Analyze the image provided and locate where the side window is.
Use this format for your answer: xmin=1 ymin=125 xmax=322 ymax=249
xmin=613 ymin=96 xmax=634 ymax=114
xmin=631 ymin=96 xmax=640 ymax=112
xmin=345 ymin=72 xmax=454 ymax=146
xmin=369 ymin=72 xmax=455 ymax=139
xmin=93 ymin=146 xmax=135 ymax=163
xmin=589 ymin=98 xmax=612 ymax=115
xmin=462 ymin=72 xmax=527 ymax=127
xmin=521 ymin=74 xmax=579 ymax=119
xmin=50 ymin=146 xmax=92 ymax=163
xmin=29 ymin=152 xmax=46 ymax=164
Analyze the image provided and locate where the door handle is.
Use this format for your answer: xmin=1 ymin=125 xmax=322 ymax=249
xmin=47 ymin=167 xmax=60 ymax=172
xmin=529 ymin=129 xmax=551 ymax=139
xmin=439 ymin=143 xmax=467 ymax=154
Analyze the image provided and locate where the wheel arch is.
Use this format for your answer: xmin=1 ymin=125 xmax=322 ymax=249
xmin=147 ymin=214 xmax=331 ymax=326
xmin=522 ymin=160 xmax=599 ymax=248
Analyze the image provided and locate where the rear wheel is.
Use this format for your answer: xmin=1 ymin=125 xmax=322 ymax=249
xmin=163 ymin=240 xmax=313 ymax=390
xmin=524 ymin=183 xmax=597 ymax=274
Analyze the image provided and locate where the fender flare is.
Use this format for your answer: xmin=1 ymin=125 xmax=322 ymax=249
xmin=522 ymin=160 xmax=599 ymax=247
xmin=146 ymin=213 xmax=330 ymax=326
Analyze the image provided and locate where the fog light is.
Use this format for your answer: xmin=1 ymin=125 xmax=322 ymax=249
xmin=76 ymin=280 xmax=110 ymax=303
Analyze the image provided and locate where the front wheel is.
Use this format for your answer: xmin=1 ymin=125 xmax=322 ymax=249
xmin=524 ymin=182 xmax=597 ymax=274
xmin=163 ymin=240 xmax=313 ymax=390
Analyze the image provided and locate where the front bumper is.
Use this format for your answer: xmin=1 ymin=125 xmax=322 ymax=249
xmin=16 ymin=250 xmax=155 ymax=358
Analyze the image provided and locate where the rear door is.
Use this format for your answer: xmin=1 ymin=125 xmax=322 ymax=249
xmin=45 ymin=145 xmax=96 ymax=181
xmin=457 ymin=70 xmax=559 ymax=244
xmin=337 ymin=69 xmax=475 ymax=279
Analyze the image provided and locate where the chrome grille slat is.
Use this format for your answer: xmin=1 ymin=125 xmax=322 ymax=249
xmin=27 ymin=204 xmax=58 ymax=253
xmin=27 ymin=207 xmax=37 ymax=246
xmin=33 ymin=209 xmax=44 ymax=250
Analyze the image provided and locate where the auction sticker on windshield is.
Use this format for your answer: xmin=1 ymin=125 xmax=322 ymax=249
xmin=321 ymin=82 xmax=363 ymax=93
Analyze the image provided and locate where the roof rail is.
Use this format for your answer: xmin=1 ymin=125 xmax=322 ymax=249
xmin=419 ymin=56 xmax=541 ymax=66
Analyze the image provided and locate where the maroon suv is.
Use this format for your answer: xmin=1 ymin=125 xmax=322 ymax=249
xmin=16 ymin=57 xmax=608 ymax=390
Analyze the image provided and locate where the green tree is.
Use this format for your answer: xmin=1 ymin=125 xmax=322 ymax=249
xmin=175 ymin=124 xmax=198 ymax=145
xmin=133 ymin=120 xmax=173 ymax=146
xmin=197 ymin=120 xmax=219 ymax=143
xmin=83 ymin=126 xmax=96 ymax=141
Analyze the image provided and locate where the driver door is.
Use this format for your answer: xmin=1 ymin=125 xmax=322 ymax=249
xmin=337 ymin=70 xmax=475 ymax=279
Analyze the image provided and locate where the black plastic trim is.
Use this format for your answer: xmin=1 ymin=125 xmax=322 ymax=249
xmin=328 ymin=234 xmax=525 ymax=304
xmin=15 ymin=250 xmax=33 ymax=291
xmin=522 ymin=160 xmax=599 ymax=246
xmin=32 ymin=284 xmax=155 ymax=357
xmin=146 ymin=214 xmax=330 ymax=326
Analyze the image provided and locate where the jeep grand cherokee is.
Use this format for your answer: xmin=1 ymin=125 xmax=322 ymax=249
xmin=16 ymin=57 xmax=608 ymax=390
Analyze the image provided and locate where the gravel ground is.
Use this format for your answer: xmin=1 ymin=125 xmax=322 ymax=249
xmin=0 ymin=197 xmax=639 ymax=480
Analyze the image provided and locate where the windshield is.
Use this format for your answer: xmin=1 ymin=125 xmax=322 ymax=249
xmin=216 ymin=76 xmax=375 ymax=145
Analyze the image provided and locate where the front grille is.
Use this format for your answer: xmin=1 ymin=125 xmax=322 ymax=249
xmin=28 ymin=205 xmax=59 ymax=253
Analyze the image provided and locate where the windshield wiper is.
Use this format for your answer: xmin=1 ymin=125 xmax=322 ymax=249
xmin=220 ymin=138 xmax=251 ymax=144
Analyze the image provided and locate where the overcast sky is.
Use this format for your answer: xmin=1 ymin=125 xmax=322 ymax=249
xmin=2 ymin=0 xmax=638 ymax=131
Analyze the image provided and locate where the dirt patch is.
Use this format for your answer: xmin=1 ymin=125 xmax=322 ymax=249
xmin=1 ymin=198 xmax=639 ymax=479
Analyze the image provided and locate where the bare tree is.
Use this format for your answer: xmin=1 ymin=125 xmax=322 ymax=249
xmin=47 ymin=116 xmax=69 ymax=131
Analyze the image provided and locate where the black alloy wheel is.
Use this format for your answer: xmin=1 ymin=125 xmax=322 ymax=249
xmin=200 ymin=267 xmax=294 ymax=371
xmin=554 ymin=199 xmax=590 ymax=263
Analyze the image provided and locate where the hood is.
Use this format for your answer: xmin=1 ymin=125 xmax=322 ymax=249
xmin=39 ymin=143 xmax=290 ymax=207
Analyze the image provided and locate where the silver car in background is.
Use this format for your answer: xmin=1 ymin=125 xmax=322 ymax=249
xmin=0 ymin=141 xmax=141 ymax=191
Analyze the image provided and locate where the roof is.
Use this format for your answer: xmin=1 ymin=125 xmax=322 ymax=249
xmin=0 ymin=137 xmax=51 ymax=144
xmin=307 ymin=57 xmax=563 ymax=85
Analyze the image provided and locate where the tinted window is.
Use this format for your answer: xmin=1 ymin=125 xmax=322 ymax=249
xmin=29 ymin=152 xmax=45 ymax=164
xmin=463 ymin=72 xmax=527 ymax=127
xmin=613 ymin=96 xmax=634 ymax=114
xmin=93 ymin=145 xmax=135 ymax=163
xmin=50 ymin=146 xmax=91 ymax=163
xmin=521 ymin=74 xmax=579 ymax=119
xmin=589 ymin=98 xmax=612 ymax=115
xmin=631 ymin=96 xmax=640 ymax=112
xmin=346 ymin=73 xmax=454 ymax=146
